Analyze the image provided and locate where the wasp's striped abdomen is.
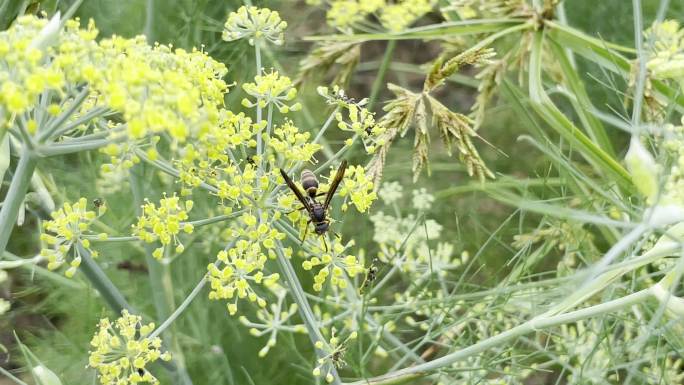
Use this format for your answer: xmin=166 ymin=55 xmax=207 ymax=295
xmin=300 ymin=169 xmax=319 ymax=197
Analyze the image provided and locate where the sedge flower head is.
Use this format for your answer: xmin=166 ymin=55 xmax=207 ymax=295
xmin=337 ymin=165 xmax=377 ymax=212
xmin=40 ymin=198 xmax=107 ymax=277
xmin=242 ymin=70 xmax=301 ymax=113
xmin=132 ymin=194 xmax=194 ymax=260
xmin=207 ymin=212 xmax=283 ymax=315
xmin=302 ymin=239 xmax=365 ymax=291
xmin=88 ymin=310 xmax=171 ymax=385
xmin=223 ymin=6 xmax=287 ymax=46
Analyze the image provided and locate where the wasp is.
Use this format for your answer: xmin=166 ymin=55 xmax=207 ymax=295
xmin=279 ymin=160 xmax=347 ymax=248
xmin=359 ymin=258 xmax=379 ymax=294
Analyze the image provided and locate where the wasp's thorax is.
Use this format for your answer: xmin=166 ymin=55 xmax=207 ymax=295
xmin=301 ymin=169 xmax=319 ymax=198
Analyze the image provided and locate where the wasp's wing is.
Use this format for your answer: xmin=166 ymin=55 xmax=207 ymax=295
xmin=280 ymin=169 xmax=312 ymax=212
xmin=323 ymin=160 xmax=347 ymax=210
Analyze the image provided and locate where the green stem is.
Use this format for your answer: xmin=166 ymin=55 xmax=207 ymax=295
xmin=368 ymin=40 xmax=396 ymax=111
xmin=37 ymin=138 xmax=112 ymax=157
xmin=37 ymin=87 xmax=89 ymax=143
xmin=150 ymin=275 xmax=207 ymax=339
xmin=130 ymin=167 xmax=194 ymax=385
xmin=314 ymin=135 xmax=357 ymax=174
xmin=77 ymin=243 xmax=131 ymax=312
xmin=274 ymin=244 xmax=341 ymax=385
xmin=0 ymin=150 xmax=37 ymax=255
xmin=343 ymin=289 xmax=653 ymax=385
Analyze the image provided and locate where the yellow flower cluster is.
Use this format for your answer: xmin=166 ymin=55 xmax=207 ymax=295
xmin=132 ymin=195 xmax=194 ymax=259
xmin=88 ymin=310 xmax=171 ymax=385
xmin=207 ymin=213 xmax=283 ymax=315
xmin=313 ymin=329 xmax=358 ymax=383
xmin=40 ymin=198 xmax=107 ymax=277
xmin=223 ymin=6 xmax=288 ymax=46
xmin=0 ymin=16 xmax=99 ymax=119
xmin=266 ymin=120 xmax=321 ymax=165
xmin=319 ymin=86 xmax=386 ymax=154
xmin=337 ymin=165 xmax=377 ymax=212
xmin=302 ymin=239 xmax=364 ymax=291
xmin=176 ymin=111 xmax=259 ymax=194
xmin=314 ymin=0 xmax=433 ymax=32
xmin=97 ymin=36 xmax=228 ymax=142
xmin=645 ymin=20 xmax=684 ymax=91
xmin=241 ymin=70 xmax=301 ymax=113
xmin=0 ymin=15 xmax=228 ymax=151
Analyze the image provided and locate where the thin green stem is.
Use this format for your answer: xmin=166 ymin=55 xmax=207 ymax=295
xmin=77 ymin=243 xmax=131 ymax=313
xmin=631 ymin=0 xmax=645 ymax=129
xmin=150 ymin=274 xmax=207 ymax=339
xmin=49 ymin=106 xmax=109 ymax=139
xmin=0 ymin=150 xmax=37 ymax=255
xmin=314 ymin=135 xmax=357 ymax=174
xmin=37 ymin=138 xmax=112 ymax=157
xmin=368 ymin=40 xmax=396 ymax=111
xmin=274 ymin=244 xmax=341 ymax=385
xmin=37 ymin=87 xmax=89 ymax=143
xmin=130 ymin=166 xmax=194 ymax=385
xmin=0 ymin=366 xmax=29 ymax=385
xmin=343 ymin=289 xmax=653 ymax=385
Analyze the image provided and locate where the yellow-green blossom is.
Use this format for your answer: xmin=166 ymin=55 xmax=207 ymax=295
xmin=317 ymin=0 xmax=432 ymax=32
xmin=88 ymin=310 xmax=171 ymax=385
xmin=266 ymin=120 xmax=321 ymax=164
xmin=319 ymin=86 xmax=386 ymax=154
xmin=98 ymin=36 xmax=228 ymax=142
xmin=302 ymin=239 xmax=364 ymax=291
xmin=242 ymin=70 xmax=301 ymax=113
xmin=238 ymin=285 xmax=306 ymax=357
xmin=379 ymin=0 xmax=433 ymax=32
xmin=40 ymin=198 xmax=107 ymax=277
xmin=207 ymin=212 xmax=283 ymax=315
xmin=223 ymin=6 xmax=287 ymax=46
xmin=132 ymin=194 xmax=194 ymax=259
xmin=0 ymin=16 xmax=99 ymax=120
xmin=645 ymin=20 xmax=684 ymax=90
xmin=337 ymin=165 xmax=377 ymax=212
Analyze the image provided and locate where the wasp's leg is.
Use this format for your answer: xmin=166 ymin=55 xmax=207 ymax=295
xmin=301 ymin=219 xmax=311 ymax=245
xmin=285 ymin=205 xmax=308 ymax=215
xmin=322 ymin=236 xmax=329 ymax=252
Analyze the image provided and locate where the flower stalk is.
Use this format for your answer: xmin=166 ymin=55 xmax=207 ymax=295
xmin=0 ymin=150 xmax=38 ymax=255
